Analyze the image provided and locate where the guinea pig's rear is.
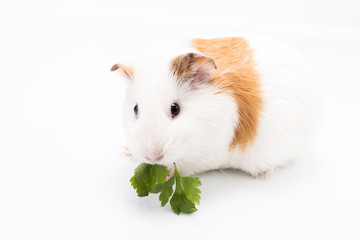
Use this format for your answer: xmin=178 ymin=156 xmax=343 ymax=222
xmin=112 ymin=35 xmax=321 ymax=177
xmin=221 ymin=35 xmax=321 ymax=176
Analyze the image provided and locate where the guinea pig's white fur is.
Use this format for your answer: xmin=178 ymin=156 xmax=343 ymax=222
xmin=115 ymin=35 xmax=320 ymax=177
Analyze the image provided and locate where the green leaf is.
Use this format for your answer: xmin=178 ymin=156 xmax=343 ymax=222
xmin=130 ymin=162 xmax=202 ymax=215
xmin=130 ymin=163 xmax=168 ymax=197
xmin=169 ymin=163 xmax=201 ymax=215
xmin=151 ymin=164 xmax=169 ymax=185
xmin=170 ymin=192 xmax=197 ymax=215
xmin=151 ymin=176 xmax=174 ymax=206
xmin=130 ymin=163 xmax=149 ymax=197
xmin=182 ymin=177 xmax=201 ymax=205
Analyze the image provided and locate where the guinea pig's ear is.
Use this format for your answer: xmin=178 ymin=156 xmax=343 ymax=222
xmin=170 ymin=53 xmax=217 ymax=87
xmin=110 ymin=63 xmax=134 ymax=80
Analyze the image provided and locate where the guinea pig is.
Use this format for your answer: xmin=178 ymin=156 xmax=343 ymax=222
xmin=111 ymin=35 xmax=320 ymax=178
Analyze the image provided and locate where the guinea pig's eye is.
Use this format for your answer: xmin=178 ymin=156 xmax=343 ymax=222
xmin=134 ymin=104 xmax=138 ymax=116
xmin=170 ymin=103 xmax=180 ymax=118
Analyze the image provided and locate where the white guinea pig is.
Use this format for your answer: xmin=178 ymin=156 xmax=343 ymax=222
xmin=112 ymin=35 xmax=320 ymax=177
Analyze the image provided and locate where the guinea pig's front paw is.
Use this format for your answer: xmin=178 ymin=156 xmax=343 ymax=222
xmin=252 ymin=170 xmax=272 ymax=180
xmin=120 ymin=146 xmax=133 ymax=160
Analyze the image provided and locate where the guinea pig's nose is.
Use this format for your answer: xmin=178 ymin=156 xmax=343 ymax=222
xmin=155 ymin=154 xmax=164 ymax=161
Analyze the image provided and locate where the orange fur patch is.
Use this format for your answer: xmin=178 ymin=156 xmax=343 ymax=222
xmin=191 ymin=37 xmax=263 ymax=150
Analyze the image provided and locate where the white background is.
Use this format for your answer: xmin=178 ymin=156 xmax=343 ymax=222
xmin=1 ymin=0 xmax=360 ymax=239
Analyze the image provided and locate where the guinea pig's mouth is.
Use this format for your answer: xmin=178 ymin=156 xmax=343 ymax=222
xmin=145 ymin=154 xmax=164 ymax=162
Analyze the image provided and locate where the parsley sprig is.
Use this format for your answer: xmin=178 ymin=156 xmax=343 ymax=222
xmin=130 ymin=162 xmax=201 ymax=215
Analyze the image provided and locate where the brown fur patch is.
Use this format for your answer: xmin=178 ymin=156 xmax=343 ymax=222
xmin=191 ymin=37 xmax=263 ymax=150
xmin=110 ymin=63 xmax=134 ymax=80
xmin=170 ymin=53 xmax=217 ymax=87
